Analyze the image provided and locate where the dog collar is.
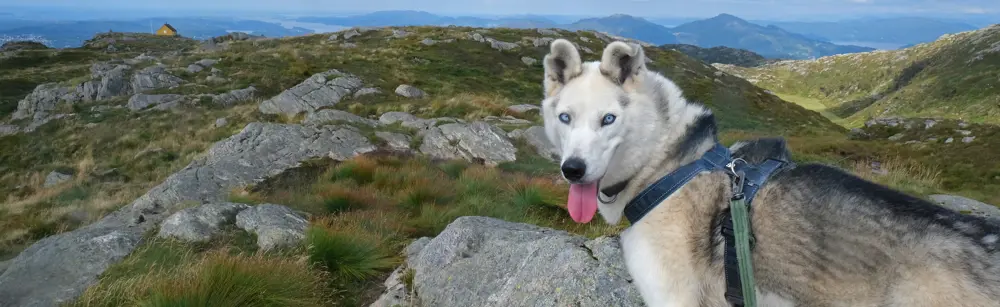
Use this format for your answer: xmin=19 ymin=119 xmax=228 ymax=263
xmin=622 ymin=142 xmax=788 ymax=224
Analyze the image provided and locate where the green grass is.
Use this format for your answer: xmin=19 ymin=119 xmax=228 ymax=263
xmin=774 ymin=92 xmax=846 ymax=126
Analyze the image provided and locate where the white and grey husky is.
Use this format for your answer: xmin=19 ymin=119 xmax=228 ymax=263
xmin=539 ymin=38 xmax=1000 ymax=307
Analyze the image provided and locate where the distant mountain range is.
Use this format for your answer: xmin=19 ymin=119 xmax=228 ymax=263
xmin=662 ymin=43 xmax=772 ymax=67
xmin=756 ymin=17 xmax=979 ymax=48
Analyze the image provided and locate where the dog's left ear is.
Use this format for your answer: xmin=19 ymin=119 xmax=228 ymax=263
xmin=599 ymin=41 xmax=646 ymax=86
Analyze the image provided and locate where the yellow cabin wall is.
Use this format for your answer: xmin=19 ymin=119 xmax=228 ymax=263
xmin=156 ymin=26 xmax=176 ymax=36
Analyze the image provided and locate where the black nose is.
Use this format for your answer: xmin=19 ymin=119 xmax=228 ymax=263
xmin=561 ymin=158 xmax=587 ymax=181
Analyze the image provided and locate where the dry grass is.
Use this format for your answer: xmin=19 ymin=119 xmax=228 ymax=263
xmin=850 ymin=156 xmax=942 ymax=197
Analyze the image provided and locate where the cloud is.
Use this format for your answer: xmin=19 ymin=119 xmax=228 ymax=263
xmin=962 ymin=7 xmax=988 ymax=14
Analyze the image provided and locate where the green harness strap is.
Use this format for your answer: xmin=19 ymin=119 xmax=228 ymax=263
xmin=730 ymin=196 xmax=757 ymax=307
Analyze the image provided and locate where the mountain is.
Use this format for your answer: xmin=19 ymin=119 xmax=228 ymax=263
xmin=672 ymin=14 xmax=875 ymax=59
xmin=0 ymin=18 xmax=313 ymax=48
xmin=296 ymin=10 xmax=559 ymax=29
xmin=715 ymin=24 xmax=1000 ymax=127
xmin=761 ymin=17 xmax=979 ymax=49
xmin=662 ymin=43 xmax=772 ymax=67
xmin=567 ymin=14 xmax=679 ymax=45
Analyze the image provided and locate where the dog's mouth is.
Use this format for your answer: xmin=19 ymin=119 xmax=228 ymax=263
xmin=567 ymin=178 xmax=601 ymax=224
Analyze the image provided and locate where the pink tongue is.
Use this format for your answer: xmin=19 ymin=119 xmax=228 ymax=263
xmin=567 ymin=183 xmax=599 ymax=223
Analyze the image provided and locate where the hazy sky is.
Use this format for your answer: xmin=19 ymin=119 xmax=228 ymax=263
xmin=7 ymin=0 xmax=1000 ymax=20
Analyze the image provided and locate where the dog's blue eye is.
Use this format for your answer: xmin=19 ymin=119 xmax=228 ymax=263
xmin=602 ymin=114 xmax=616 ymax=126
xmin=559 ymin=113 xmax=571 ymax=123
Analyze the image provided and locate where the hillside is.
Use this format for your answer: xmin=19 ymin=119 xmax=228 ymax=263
xmin=567 ymin=14 xmax=679 ymax=45
xmin=1 ymin=25 xmax=996 ymax=307
xmin=662 ymin=43 xmax=770 ymax=67
xmin=715 ymin=24 xmax=1000 ymax=126
xmin=673 ymin=14 xmax=875 ymax=59
xmin=296 ymin=10 xmax=560 ymax=29
xmin=763 ymin=17 xmax=979 ymax=49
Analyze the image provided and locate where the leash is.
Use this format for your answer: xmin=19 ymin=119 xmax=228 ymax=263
xmin=623 ymin=142 xmax=789 ymax=307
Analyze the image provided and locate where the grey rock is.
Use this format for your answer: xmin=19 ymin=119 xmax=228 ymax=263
xmin=303 ymin=109 xmax=379 ymax=127
xmin=236 ymin=204 xmax=309 ymax=250
xmin=0 ymin=124 xmax=20 ymax=136
xmin=945 ymin=137 xmax=955 ymax=143
xmin=369 ymin=266 xmax=411 ymax=307
xmin=533 ymin=37 xmax=555 ymax=47
xmin=341 ymin=42 xmax=358 ymax=48
xmin=404 ymin=216 xmax=643 ymax=306
xmin=206 ymin=75 xmax=228 ymax=84
xmin=259 ymin=70 xmax=364 ymax=116
xmin=127 ymin=94 xmax=184 ymax=111
xmin=186 ymin=64 xmax=204 ymax=73
xmin=419 ymin=121 xmax=517 ymax=166
xmin=963 ymin=136 xmax=976 ymax=143
xmin=0 ymin=123 xmax=377 ymax=306
xmin=43 ymin=170 xmax=73 ymax=187
xmin=195 ymin=59 xmax=219 ymax=68
xmin=956 ymin=129 xmax=973 ymax=136
xmin=0 ymin=259 xmax=10 ymax=275
xmin=508 ymin=104 xmax=540 ymax=114
xmin=395 ymin=84 xmax=427 ymax=99
xmin=157 ymin=203 xmax=250 ymax=242
xmin=353 ymin=87 xmax=382 ymax=98
xmin=379 ymin=112 xmax=420 ymax=125
xmin=342 ymin=29 xmax=362 ymax=40
xmin=470 ymin=32 xmax=486 ymax=43
xmin=924 ymin=119 xmax=937 ymax=129
xmin=929 ymin=195 xmax=1000 ymax=220
xmin=375 ymin=131 xmax=412 ymax=151
xmin=131 ymin=65 xmax=184 ymax=93
xmin=211 ymin=67 xmax=223 ymax=75
xmin=486 ymin=37 xmax=519 ymax=51
xmin=392 ymin=29 xmax=410 ymax=38
xmin=959 ymin=121 xmax=970 ymax=128
xmin=421 ymin=38 xmax=437 ymax=45
xmin=537 ymin=28 xmax=560 ymax=36
xmin=579 ymin=36 xmax=591 ymax=43
xmin=887 ymin=133 xmax=905 ymax=141
xmin=215 ymin=117 xmax=228 ymax=128
xmin=213 ymin=86 xmax=257 ymax=106
xmin=848 ymin=128 xmax=868 ymax=139
xmin=521 ymin=56 xmax=538 ymax=66
xmin=11 ymin=83 xmax=77 ymax=120
xmin=486 ymin=115 xmax=532 ymax=125
xmin=519 ymin=126 xmax=559 ymax=161
xmin=328 ymin=34 xmax=338 ymax=41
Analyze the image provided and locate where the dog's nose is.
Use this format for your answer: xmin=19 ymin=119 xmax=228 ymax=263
xmin=561 ymin=158 xmax=587 ymax=181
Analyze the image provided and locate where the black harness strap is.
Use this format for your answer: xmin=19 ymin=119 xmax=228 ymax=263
xmin=623 ymin=143 xmax=789 ymax=307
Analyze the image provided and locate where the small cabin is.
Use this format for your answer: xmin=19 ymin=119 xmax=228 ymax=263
xmin=156 ymin=23 xmax=178 ymax=36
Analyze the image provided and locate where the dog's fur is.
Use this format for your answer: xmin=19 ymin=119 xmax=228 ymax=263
xmin=540 ymin=38 xmax=1000 ymax=307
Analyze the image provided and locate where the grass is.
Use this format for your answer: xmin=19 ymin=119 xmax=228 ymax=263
xmin=774 ymin=92 xmax=846 ymax=126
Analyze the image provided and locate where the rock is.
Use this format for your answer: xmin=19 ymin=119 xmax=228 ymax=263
xmin=848 ymin=128 xmax=868 ymax=139
xmin=486 ymin=115 xmax=532 ymax=125
xmin=579 ymin=36 xmax=591 ymax=43
xmin=508 ymin=104 xmax=540 ymax=114
xmin=211 ymin=67 xmax=223 ymax=75
xmin=259 ymin=70 xmax=364 ymax=116
xmin=945 ymin=137 xmax=955 ymax=143
xmin=956 ymin=129 xmax=972 ymax=136
xmin=470 ymin=32 xmax=486 ymax=43
xmin=77 ymin=63 xmax=132 ymax=102
xmin=0 ymin=259 xmax=10 ymax=275
xmin=963 ymin=136 xmax=976 ymax=143
xmin=342 ymin=29 xmax=362 ymax=40
xmin=195 ymin=59 xmax=219 ymax=68
xmin=43 ymin=170 xmax=73 ymax=187
xmin=0 ymin=123 xmax=377 ymax=306
xmin=0 ymin=124 xmax=20 ymax=136
xmin=157 ymin=203 xmax=250 ymax=242
xmin=126 ymin=94 xmax=185 ymax=111
xmin=369 ymin=266 xmax=411 ymax=307
xmin=487 ymin=38 xmax=518 ymax=51
xmin=213 ymin=86 xmax=257 ymax=106
xmin=394 ymin=84 xmax=427 ymax=99
xmin=303 ymin=109 xmax=379 ymax=126
xmin=353 ymin=87 xmax=382 ymax=98
xmin=887 ymin=133 xmax=905 ymax=141
xmin=924 ymin=119 xmax=937 ymax=129
xmin=206 ymin=75 xmax=228 ymax=84
xmin=375 ymin=131 xmax=412 ymax=151
xmin=421 ymin=38 xmax=437 ymax=45
xmin=537 ymin=28 xmax=560 ymax=36
xmin=929 ymin=195 xmax=1000 ymax=220
xmin=236 ymin=204 xmax=309 ymax=250
xmin=131 ymin=65 xmax=183 ymax=93
xmin=392 ymin=29 xmax=410 ymax=38
xmin=328 ymin=34 xmax=338 ymax=41
xmin=400 ymin=216 xmax=643 ymax=306
xmin=518 ymin=126 xmax=559 ymax=161
xmin=215 ymin=117 xmax=228 ymax=128
xmin=341 ymin=42 xmax=357 ymax=48
xmin=959 ymin=121 xmax=970 ymax=128
xmin=11 ymin=83 xmax=77 ymax=120
xmin=419 ymin=121 xmax=517 ymax=166
xmin=379 ymin=112 xmax=420 ymax=125
xmin=186 ymin=64 xmax=204 ymax=73
xmin=533 ymin=37 xmax=555 ymax=47
xmin=521 ymin=56 xmax=538 ymax=66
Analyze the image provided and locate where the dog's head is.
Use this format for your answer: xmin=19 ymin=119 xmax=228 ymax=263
xmin=540 ymin=39 xmax=650 ymax=224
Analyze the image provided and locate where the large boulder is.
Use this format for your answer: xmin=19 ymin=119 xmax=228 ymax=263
xmin=235 ymin=204 xmax=309 ymax=250
xmin=157 ymin=203 xmax=251 ymax=242
xmin=11 ymin=83 xmax=77 ymax=120
xmin=419 ymin=121 xmax=517 ymax=166
xmin=130 ymin=65 xmax=184 ymax=93
xmin=388 ymin=216 xmax=644 ymax=307
xmin=258 ymin=69 xmax=365 ymax=116
xmin=78 ymin=63 xmax=132 ymax=101
xmin=0 ymin=123 xmax=378 ymax=306
xmin=509 ymin=126 xmax=559 ymax=161
xmin=43 ymin=170 xmax=73 ymax=187
xmin=212 ymin=86 xmax=256 ymax=106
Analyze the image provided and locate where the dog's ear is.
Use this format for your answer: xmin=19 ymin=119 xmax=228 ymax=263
xmin=543 ymin=39 xmax=583 ymax=98
xmin=599 ymin=41 xmax=646 ymax=86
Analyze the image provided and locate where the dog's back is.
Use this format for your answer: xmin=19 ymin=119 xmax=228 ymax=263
xmin=744 ymin=144 xmax=1000 ymax=306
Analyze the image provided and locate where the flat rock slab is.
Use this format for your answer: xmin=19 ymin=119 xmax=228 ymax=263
xmin=404 ymin=216 xmax=643 ymax=307
xmin=157 ymin=203 xmax=251 ymax=242
xmin=0 ymin=122 xmax=377 ymax=306
xmin=127 ymin=94 xmax=185 ymax=111
xmin=236 ymin=204 xmax=309 ymax=250
xmin=303 ymin=109 xmax=379 ymax=127
xmin=509 ymin=126 xmax=559 ymax=161
xmin=258 ymin=69 xmax=365 ymax=116
xmin=929 ymin=194 xmax=1000 ymax=220
xmin=419 ymin=121 xmax=517 ymax=166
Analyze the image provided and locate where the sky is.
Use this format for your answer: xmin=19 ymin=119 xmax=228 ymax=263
xmin=4 ymin=0 xmax=999 ymax=21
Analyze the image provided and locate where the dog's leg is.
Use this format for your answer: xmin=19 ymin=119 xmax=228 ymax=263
xmin=622 ymin=226 xmax=703 ymax=307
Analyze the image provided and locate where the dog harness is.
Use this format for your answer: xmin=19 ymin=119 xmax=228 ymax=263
xmin=623 ymin=142 xmax=789 ymax=307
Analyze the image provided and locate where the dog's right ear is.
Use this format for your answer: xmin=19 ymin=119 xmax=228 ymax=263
xmin=543 ymin=39 xmax=582 ymax=98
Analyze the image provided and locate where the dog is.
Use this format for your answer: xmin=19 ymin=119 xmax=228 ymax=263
xmin=539 ymin=38 xmax=1000 ymax=307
